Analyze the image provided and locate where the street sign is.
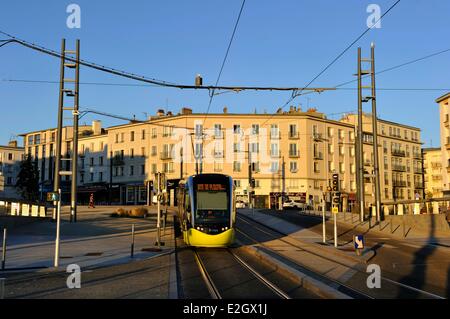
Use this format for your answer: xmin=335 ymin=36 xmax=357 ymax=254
xmin=332 ymin=206 xmax=339 ymax=214
xmin=47 ymin=192 xmax=60 ymax=202
xmin=354 ymin=235 xmax=364 ymax=249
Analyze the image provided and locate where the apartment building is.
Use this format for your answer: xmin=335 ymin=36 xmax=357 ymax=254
xmin=19 ymin=106 xmax=424 ymax=209
xmin=340 ymin=113 xmax=423 ymax=203
xmin=21 ymin=123 xmax=99 ymax=200
xmin=437 ymin=92 xmax=450 ymax=195
xmin=0 ymin=141 xmax=24 ymax=199
xmin=423 ymin=147 xmax=443 ymax=199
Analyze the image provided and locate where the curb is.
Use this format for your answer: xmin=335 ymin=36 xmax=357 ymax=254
xmin=241 ymin=212 xmax=375 ymax=265
xmin=240 ymin=244 xmax=352 ymax=299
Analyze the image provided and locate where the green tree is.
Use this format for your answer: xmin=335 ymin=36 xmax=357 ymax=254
xmin=16 ymin=154 xmax=39 ymax=201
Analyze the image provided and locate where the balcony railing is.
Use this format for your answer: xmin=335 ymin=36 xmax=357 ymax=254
xmin=313 ymin=152 xmax=323 ymax=160
xmin=289 ymin=132 xmax=300 ymax=139
xmin=413 ymin=152 xmax=422 ymax=159
xmin=270 ymin=132 xmax=281 ymax=139
xmin=270 ymin=151 xmax=281 ymax=158
xmin=313 ymin=133 xmax=323 ymax=141
xmin=392 ymin=165 xmax=406 ymax=172
xmin=160 ymin=152 xmax=174 ymax=160
xmin=413 ymin=167 xmax=422 ymax=174
xmin=391 ymin=149 xmax=406 ymax=157
xmin=289 ymin=151 xmax=300 ymax=158
xmin=414 ymin=183 xmax=424 ymax=189
xmin=213 ymin=151 xmax=224 ymax=158
xmin=393 ymin=180 xmax=407 ymax=187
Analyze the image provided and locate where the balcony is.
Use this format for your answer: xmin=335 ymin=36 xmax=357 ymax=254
xmin=112 ymin=156 xmax=124 ymax=166
xmin=393 ymin=180 xmax=407 ymax=187
xmin=413 ymin=167 xmax=422 ymax=174
xmin=413 ymin=152 xmax=422 ymax=159
xmin=289 ymin=151 xmax=300 ymax=158
xmin=289 ymin=132 xmax=300 ymax=139
xmin=391 ymin=149 xmax=406 ymax=157
xmin=414 ymin=183 xmax=424 ymax=189
xmin=270 ymin=151 xmax=281 ymax=158
xmin=160 ymin=152 xmax=174 ymax=160
xmin=313 ymin=152 xmax=323 ymax=160
xmin=270 ymin=132 xmax=281 ymax=140
xmin=392 ymin=165 xmax=406 ymax=172
xmin=313 ymin=133 xmax=323 ymax=141
xmin=213 ymin=151 xmax=224 ymax=158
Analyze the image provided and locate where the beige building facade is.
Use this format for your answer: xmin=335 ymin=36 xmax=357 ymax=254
xmin=437 ymin=92 xmax=450 ymax=195
xmin=0 ymin=141 xmax=24 ymax=199
xmin=423 ymin=147 xmax=443 ymax=199
xmin=20 ymin=106 xmax=424 ymax=209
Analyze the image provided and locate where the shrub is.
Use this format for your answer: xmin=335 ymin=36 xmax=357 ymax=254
xmin=130 ymin=207 xmax=148 ymax=217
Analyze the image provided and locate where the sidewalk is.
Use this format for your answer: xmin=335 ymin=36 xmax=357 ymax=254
xmin=1 ymin=205 xmax=176 ymax=270
xmin=239 ymin=209 xmax=375 ymax=265
xmin=276 ymin=208 xmax=450 ymax=240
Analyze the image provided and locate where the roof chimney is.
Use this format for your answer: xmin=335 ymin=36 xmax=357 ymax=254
xmin=156 ymin=109 xmax=165 ymax=117
xmin=223 ymin=106 xmax=228 ymax=114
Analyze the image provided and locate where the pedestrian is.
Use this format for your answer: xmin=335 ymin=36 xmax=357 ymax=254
xmin=89 ymin=193 xmax=95 ymax=208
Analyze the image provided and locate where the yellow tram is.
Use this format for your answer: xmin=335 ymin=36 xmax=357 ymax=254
xmin=177 ymin=173 xmax=236 ymax=247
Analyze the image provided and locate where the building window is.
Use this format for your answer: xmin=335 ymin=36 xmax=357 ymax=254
xmin=90 ymin=173 xmax=94 ymax=182
xmin=290 ymin=161 xmax=297 ymax=173
xmin=214 ymin=124 xmax=222 ymax=138
xmin=271 ymin=143 xmax=279 ymax=157
xmin=152 ymin=164 xmax=157 ymax=174
xmin=195 ymin=124 xmax=203 ymax=138
xmin=130 ymin=131 xmax=135 ymax=141
xmin=270 ymin=161 xmax=279 ymax=172
xmin=90 ymin=157 xmax=94 ymax=166
xmin=151 ymin=128 xmax=157 ymax=138
xmin=233 ymin=143 xmax=241 ymax=153
xmin=289 ymin=124 xmax=298 ymax=138
xmin=141 ymin=164 xmax=145 ymax=175
xmin=339 ymin=162 xmax=345 ymax=173
xmin=214 ymin=162 xmax=223 ymax=172
xmin=313 ymin=162 xmax=320 ymax=173
xmin=270 ymin=124 xmax=279 ymax=139
xmin=130 ymin=165 xmax=134 ymax=176
xmin=233 ymin=124 xmax=241 ymax=134
xmin=142 ymin=129 xmax=146 ymax=140
xmin=252 ymin=124 xmax=259 ymax=135
xmin=289 ymin=143 xmax=298 ymax=157
xmin=327 ymin=127 xmax=334 ymax=138
xmin=99 ymin=172 xmax=103 ymax=182
xmin=141 ymin=147 xmax=146 ymax=157
xmin=233 ymin=161 xmax=241 ymax=172
xmin=130 ymin=148 xmax=134 ymax=158
xmin=234 ymin=180 xmax=241 ymax=188
xmin=250 ymin=143 xmax=259 ymax=153
xmin=151 ymin=146 xmax=157 ymax=156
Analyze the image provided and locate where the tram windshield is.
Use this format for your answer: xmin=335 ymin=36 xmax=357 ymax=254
xmin=195 ymin=183 xmax=229 ymax=224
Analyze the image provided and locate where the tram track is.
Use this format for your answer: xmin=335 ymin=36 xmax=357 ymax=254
xmin=236 ymin=213 xmax=445 ymax=299
xmin=192 ymin=247 xmax=291 ymax=299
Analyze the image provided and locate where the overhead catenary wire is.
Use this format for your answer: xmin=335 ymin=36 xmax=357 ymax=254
xmin=260 ymin=0 xmax=402 ymax=128
xmin=0 ymin=30 xmax=332 ymax=93
xmin=203 ymin=0 xmax=246 ymax=127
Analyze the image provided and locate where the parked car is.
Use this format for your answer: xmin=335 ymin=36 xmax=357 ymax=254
xmin=282 ymin=200 xmax=306 ymax=210
xmin=235 ymin=200 xmax=247 ymax=209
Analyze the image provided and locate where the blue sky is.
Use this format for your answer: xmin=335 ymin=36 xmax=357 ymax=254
xmin=0 ymin=0 xmax=449 ymax=147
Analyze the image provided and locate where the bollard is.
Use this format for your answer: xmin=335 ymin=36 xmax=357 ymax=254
xmin=131 ymin=224 xmax=135 ymax=258
xmin=2 ymin=228 xmax=6 ymax=270
xmin=0 ymin=278 xmax=5 ymax=299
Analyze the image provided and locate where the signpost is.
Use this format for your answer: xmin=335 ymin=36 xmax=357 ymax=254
xmin=354 ymin=235 xmax=364 ymax=256
xmin=51 ymin=189 xmax=62 ymax=267
xmin=331 ymin=174 xmax=340 ymax=248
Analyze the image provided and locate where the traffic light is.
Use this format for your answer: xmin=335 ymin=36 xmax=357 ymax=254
xmin=332 ymin=173 xmax=339 ymax=192
xmin=332 ymin=192 xmax=341 ymax=204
